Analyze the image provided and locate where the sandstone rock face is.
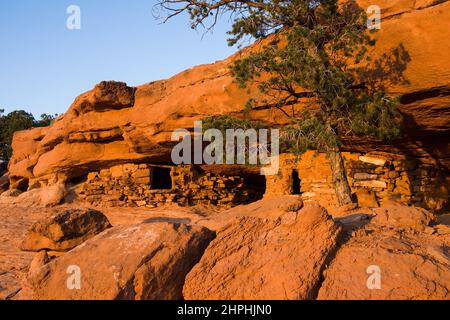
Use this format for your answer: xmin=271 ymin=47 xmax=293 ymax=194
xmin=0 ymin=203 xmax=212 ymax=300
xmin=0 ymin=189 xmax=22 ymax=198
xmin=0 ymin=186 xmax=66 ymax=207
xmin=1 ymin=197 xmax=448 ymax=300
xmin=38 ymin=184 xmax=67 ymax=207
xmin=27 ymin=251 xmax=51 ymax=279
xmin=70 ymin=81 xmax=135 ymax=115
xmin=371 ymin=203 xmax=436 ymax=232
xmin=0 ymin=273 xmax=21 ymax=300
xmin=318 ymin=209 xmax=450 ymax=300
xmin=200 ymin=195 xmax=305 ymax=231
xmin=356 ymin=0 xmax=447 ymax=19
xmin=21 ymin=209 xmax=112 ymax=252
xmin=6 ymin=1 xmax=450 ymax=193
xmin=28 ymin=223 xmax=215 ymax=300
xmin=8 ymin=126 xmax=48 ymax=191
xmin=373 ymin=0 xmax=450 ymax=130
xmin=183 ymin=205 xmax=342 ymax=300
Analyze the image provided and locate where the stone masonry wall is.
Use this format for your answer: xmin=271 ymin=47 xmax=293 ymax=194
xmin=77 ymin=163 xmax=249 ymax=208
xmin=265 ymin=151 xmax=449 ymax=213
xmin=75 ymin=152 xmax=449 ymax=212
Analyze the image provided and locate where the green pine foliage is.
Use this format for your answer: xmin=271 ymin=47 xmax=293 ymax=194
xmin=157 ymin=0 xmax=405 ymax=156
xmin=228 ymin=1 xmax=403 ymax=154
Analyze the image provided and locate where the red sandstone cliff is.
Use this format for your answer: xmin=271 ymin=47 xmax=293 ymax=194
xmin=7 ymin=0 xmax=450 ymax=190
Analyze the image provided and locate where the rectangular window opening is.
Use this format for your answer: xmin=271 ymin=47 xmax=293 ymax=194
xmin=151 ymin=167 xmax=173 ymax=190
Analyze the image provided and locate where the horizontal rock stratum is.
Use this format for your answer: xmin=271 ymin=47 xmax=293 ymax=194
xmin=7 ymin=0 xmax=450 ymax=190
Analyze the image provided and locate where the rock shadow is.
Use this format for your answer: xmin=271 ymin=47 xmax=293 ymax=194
xmin=143 ymin=217 xmax=192 ymax=224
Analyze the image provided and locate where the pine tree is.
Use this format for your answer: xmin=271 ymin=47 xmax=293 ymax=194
xmin=157 ymin=0 xmax=406 ymax=205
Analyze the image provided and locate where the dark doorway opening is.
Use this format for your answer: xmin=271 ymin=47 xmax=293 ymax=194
xmin=68 ymin=174 xmax=88 ymax=186
xmin=243 ymin=173 xmax=266 ymax=203
xmin=151 ymin=167 xmax=172 ymax=190
xmin=292 ymin=170 xmax=301 ymax=195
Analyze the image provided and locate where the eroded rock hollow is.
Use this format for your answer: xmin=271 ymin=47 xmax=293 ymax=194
xmin=5 ymin=0 xmax=450 ymax=211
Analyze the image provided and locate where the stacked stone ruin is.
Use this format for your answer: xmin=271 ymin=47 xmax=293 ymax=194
xmin=265 ymin=151 xmax=449 ymax=213
xmin=77 ymin=163 xmax=251 ymax=208
xmin=72 ymin=150 xmax=449 ymax=212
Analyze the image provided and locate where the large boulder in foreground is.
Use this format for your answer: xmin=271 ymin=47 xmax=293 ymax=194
xmin=21 ymin=208 xmax=112 ymax=252
xmin=318 ymin=207 xmax=450 ymax=300
xmin=183 ymin=205 xmax=342 ymax=300
xmin=28 ymin=222 xmax=215 ymax=300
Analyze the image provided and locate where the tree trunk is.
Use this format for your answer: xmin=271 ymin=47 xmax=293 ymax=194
xmin=328 ymin=148 xmax=354 ymax=206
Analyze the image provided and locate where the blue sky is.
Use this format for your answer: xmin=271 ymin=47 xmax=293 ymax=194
xmin=0 ymin=0 xmax=236 ymax=118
